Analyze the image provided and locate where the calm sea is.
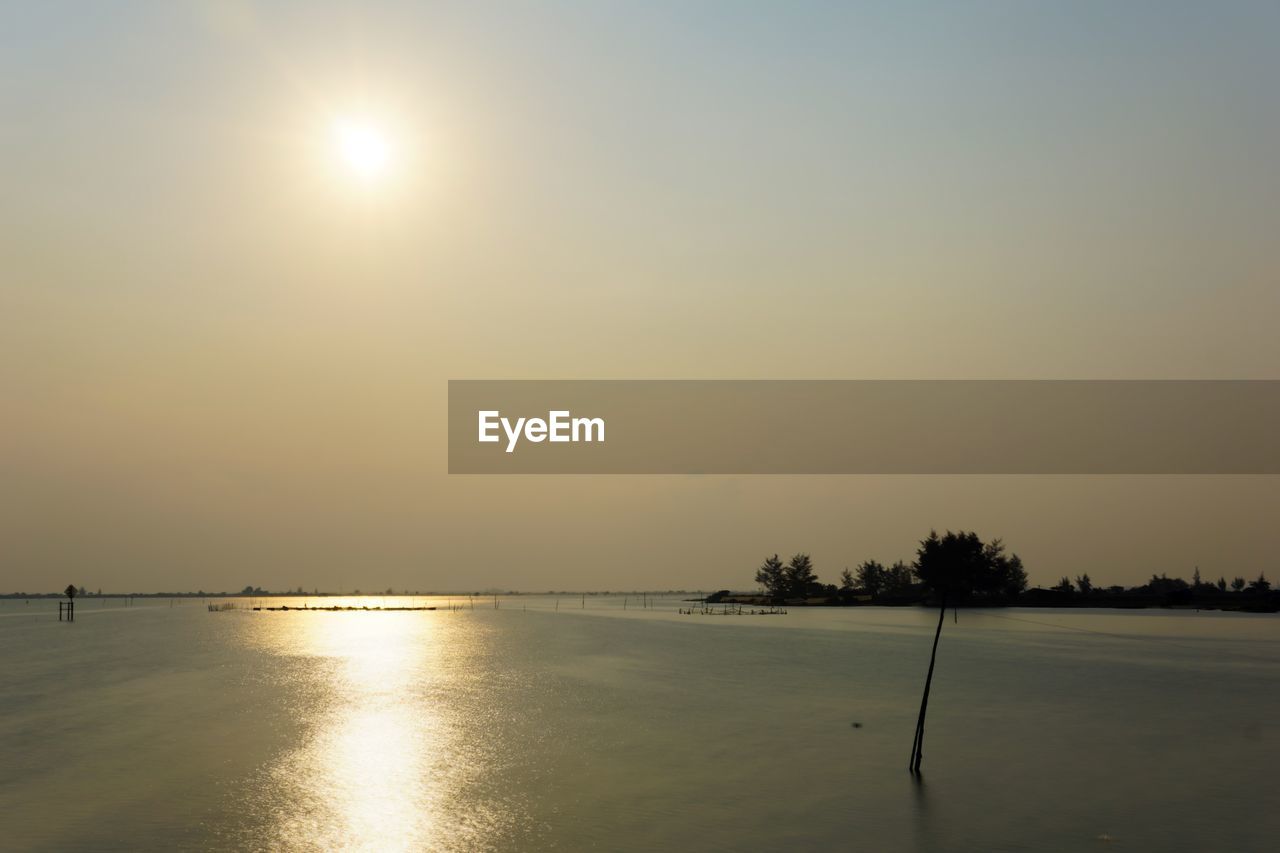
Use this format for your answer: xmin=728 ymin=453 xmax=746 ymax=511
xmin=1 ymin=597 xmax=1276 ymax=851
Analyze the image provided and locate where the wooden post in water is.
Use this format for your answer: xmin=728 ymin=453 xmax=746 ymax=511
xmin=909 ymin=589 xmax=948 ymax=774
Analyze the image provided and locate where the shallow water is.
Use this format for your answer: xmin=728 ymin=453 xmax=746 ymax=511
xmin=1 ymin=597 xmax=1277 ymax=851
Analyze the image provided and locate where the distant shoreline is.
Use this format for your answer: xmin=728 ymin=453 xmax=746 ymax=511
xmin=709 ymin=591 xmax=1279 ymax=613
xmin=3 ymin=589 xmax=1275 ymax=613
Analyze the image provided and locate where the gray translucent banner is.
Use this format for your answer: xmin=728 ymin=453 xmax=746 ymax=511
xmin=448 ymin=380 xmax=1280 ymax=474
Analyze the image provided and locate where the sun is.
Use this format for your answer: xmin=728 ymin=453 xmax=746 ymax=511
xmin=332 ymin=119 xmax=392 ymax=181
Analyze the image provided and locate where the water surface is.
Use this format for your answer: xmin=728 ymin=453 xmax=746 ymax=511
xmin=2 ymin=597 xmax=1276 ymax=851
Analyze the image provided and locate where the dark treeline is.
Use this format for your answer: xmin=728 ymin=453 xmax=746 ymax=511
xmin=718 ymin=529 xmax=1278 ymax=612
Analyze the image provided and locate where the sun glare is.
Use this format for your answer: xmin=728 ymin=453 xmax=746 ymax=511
xmin=333 ymin=119 xmax=392 ymax=181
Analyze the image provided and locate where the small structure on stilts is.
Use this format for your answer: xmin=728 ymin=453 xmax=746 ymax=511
xmin=59 ymin=584 xmax=77 ymax=622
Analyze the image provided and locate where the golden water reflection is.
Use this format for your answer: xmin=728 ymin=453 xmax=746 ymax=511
xmin=245 ymin=604 xmax=492 ymax=851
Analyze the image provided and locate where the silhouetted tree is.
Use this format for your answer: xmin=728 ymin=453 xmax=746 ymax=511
xmin=1075 ymin=574 xmax=1093 ymax=595
xmin=1054 ymin=576 xmax=1074 ymax=593
xmin=912 ymin=531 xmax=1028 ymax=604
xmin=856 ymin=560 xmax=887 ymax=598
xmin=785 ymin=553 xmax=818 ymax=598
xmin=755 ymin=554 xmax=786 ymax=599
xmin=987 ymin=546 xmax=1028 ymax=600
xmin=839 ymin=568 xmax=856 ymax=592
xmin=1217 ymin=577 xmax=1227 ymax=592
xmin=908 ymin=530 xmax=1026 ymax=773
xmin=914 ymin=532 xmax=977 ymax=600
xmin=1231 ymin=577 xmax=1246 ymax=592
xmin=1247 ymin=572 xmax=1270 ymax=593
xmin=1145 ymin=573 xmax=1188 ymax=594
xmin=885 ymin=561 xmax=916 ymax=595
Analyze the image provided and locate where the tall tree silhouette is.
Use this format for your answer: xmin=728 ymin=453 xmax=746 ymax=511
xmin=908 ymin=530 xmax=1025 ymax=773
xmin=855 ymin=560 xmax=887 ymax=598
xmin=785 ymin=553 xmax=818 ymax=598
xmin=839 ymin=568 xmax=856 ymax=592
xmin=754 ymin=554 xmax=786 ymax=600
xmin=886 ymin=560 xmax=916 ymax=596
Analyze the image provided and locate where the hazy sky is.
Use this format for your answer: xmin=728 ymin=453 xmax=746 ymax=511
xmin=3 ymin=1 xmax=1278 ymax=593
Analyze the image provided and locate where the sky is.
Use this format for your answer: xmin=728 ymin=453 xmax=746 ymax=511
xmin=2 ymin=1 xmax=1278 ymax=593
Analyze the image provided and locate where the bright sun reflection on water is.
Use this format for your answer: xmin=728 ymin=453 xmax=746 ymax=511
xmin=244 ymin=604 xmax=488 ymax=851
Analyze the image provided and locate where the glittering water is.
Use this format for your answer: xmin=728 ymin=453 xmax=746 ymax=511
xmin=1 ymin=597 xmax=1277 ymax=851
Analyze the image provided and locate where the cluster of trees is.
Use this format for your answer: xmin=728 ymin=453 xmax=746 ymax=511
xmin=753 ymin=554 xmax=821 ymax=600
xmin=913 ymin=531 xmax=1028 ymax=603
xmin=838 ymin=561 xmax=917 ymax=599
xmin=753 ymin=530 xmax=1029 ymax=604
xmin=1049 ymin=569 xmax=1271 ymax=596
xmin=751 ymin=530 xmax=1277 ymax=609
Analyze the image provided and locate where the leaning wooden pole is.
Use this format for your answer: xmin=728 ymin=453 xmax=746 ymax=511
xmin=909 ymin=588 xmax=948 ymax=773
